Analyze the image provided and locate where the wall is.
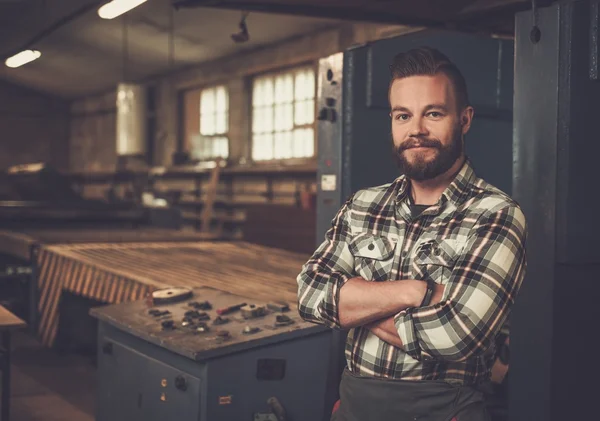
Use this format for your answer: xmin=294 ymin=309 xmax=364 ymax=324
xmin=0 ymin=80 xmax=69 ymax=171
xmin=68 ymin=22 xmax=419 ymax=172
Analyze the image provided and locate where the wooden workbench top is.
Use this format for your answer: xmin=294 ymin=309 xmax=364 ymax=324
xmin=0 ymin=305 xmax=26 ymax=331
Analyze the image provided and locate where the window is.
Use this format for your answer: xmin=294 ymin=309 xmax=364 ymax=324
xmin=251 ymin=66 xmax=315 ymax=161
xmin=189 ymin=85 xmax=229 ymax=161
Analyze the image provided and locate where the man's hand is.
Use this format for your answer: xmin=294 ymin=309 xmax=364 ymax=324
xmin=431 ymin=283 xmax=445 ymax=306
xmin=366 ymin=317 xmax=404 ymax=348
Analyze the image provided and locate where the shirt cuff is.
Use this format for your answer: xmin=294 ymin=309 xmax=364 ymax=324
xmin=394 ymin=309 xmax=423 ymax=361
xmin=317 ymin=272 xmax=351 ymax=329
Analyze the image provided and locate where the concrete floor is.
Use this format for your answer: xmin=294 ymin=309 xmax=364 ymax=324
xmin=8 ymin=332 xmax=96 ymax=421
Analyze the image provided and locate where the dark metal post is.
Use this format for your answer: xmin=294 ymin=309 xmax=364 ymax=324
xmin=1 ymin=331 xmax=10 ymax=421
xmin=512 ymin=2 xmax=600 ymax=420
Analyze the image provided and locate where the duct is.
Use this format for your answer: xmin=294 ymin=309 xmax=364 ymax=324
xmin=116 ymin=83 xmax=147 ymax=157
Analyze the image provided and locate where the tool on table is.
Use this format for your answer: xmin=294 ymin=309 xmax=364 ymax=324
xmin=216 ymin=302 xmax=247 ymax=315
xmin=241 ymin=304 xmax=266 ymax=319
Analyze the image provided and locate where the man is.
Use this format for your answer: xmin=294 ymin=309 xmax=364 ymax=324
xmin=297 ymin=47 xmax=527 ymax=421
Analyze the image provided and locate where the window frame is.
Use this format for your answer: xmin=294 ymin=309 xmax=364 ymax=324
xmin=180 ymin=83 xmax=231 ymax=163
xmin=249 ymin=62 xmax=318 ymax=166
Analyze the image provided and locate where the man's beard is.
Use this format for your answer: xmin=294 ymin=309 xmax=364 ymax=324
xmin=392 ymin=125 xmax=463 ymax=181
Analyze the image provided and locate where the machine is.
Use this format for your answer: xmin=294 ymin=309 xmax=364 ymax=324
xmin=90 ymin=286 xmax=331 ymax=421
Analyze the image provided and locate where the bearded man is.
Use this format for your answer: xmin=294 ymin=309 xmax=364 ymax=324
xmin=297 ymin=47 xmax=527 ymax=421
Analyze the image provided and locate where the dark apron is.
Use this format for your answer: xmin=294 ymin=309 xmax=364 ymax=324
xmin=332 ymin=369 xmax=491 ymax=421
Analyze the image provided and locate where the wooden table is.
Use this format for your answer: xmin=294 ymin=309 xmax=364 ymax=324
xmin=35 ymin=241 xmax=309 ymax=347
xmin=0 ymin=228 xmax=222 ymax=334
xmin=0 ymin=306 xmax=26 ymax=421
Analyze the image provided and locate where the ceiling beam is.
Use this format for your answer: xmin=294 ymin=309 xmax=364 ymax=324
xmin=172 ymin=0 xmax=447 ymax=27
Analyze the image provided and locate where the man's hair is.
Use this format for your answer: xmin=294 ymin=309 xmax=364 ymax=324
xmin=389 ymin=47 xmax=470 ymax=110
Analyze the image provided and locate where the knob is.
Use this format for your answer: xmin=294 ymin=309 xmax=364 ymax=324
xmin=175 ymin=375 xmax=187 ymax=391
xmin=317 ymin=108 xmax=337 ymax=123
xmin=102 ymin=342 xmax=113 ymax=355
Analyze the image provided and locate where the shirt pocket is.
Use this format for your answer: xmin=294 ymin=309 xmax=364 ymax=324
xmin=412 ymin=238 xmax=465 ymax=285
xmin=349 ymin=233 xmax=397 ymax=281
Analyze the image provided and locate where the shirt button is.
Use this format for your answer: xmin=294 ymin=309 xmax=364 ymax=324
xmin=368 ymin=244 xmax=375 ymax=251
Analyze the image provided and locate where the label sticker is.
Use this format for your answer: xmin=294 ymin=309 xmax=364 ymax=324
xmin=321 ymin=174 xmax=337 ymax=191
xmin=219 ymin=396 xmax=233 ymax=405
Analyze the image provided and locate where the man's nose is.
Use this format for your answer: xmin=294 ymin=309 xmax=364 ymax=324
xmin=407 ymin=116 xmax=428 ymax=137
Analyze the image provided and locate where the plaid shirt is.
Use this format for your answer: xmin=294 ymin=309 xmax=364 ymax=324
xmin=297 ymin=160 xmax=527 ymax=385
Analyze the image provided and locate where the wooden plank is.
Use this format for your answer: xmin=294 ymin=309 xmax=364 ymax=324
xmin=0 ymin=305 xmax=26 ymax=330
xmin=43 ymin=242 xmax=308 ymax=305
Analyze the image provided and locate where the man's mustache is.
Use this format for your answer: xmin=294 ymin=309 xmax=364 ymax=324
xmin=397 ymin=137 xmax=442 ymax=152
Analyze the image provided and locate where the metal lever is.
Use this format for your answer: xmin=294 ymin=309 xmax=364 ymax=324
xmin=267 ymin=397 xmax=286 ymax=421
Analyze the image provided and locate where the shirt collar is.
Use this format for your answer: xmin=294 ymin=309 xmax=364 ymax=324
xmin=393 ymin=158 xmax=477 ymax=208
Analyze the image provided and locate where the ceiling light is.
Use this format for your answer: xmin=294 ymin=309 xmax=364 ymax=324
xmin=98 ymin=0 xmax=148 ymax=20
xmin=231 ymin=12 xmax=250 ymax=44
xmin=5 ymin=50 xmax=41 ymax=68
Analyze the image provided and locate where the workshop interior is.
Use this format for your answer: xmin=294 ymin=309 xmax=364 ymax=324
xmin=0 ymin=0 xmax=596 ymax=421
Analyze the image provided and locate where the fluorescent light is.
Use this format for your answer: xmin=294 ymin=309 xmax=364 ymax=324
xmin=5 ymin=50 xmax=41 ymax=68
xmin=98 ymin=0 xmax=148 ymax=19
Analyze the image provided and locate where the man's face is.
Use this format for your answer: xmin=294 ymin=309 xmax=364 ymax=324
xmin=389 ymin=74 xmax=472 ymax=181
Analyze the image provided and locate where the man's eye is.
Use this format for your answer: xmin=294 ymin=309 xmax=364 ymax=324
xmin=395 ymin=114 xmax=409 ymax=121
xmin=428 ymin=112 xmax=442 ymax=118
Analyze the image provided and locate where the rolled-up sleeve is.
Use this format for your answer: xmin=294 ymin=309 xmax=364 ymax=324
xmin=296 ymin=195 xmax=356 ymax=329
xmin=394 ymin=205 xmax=527 ymax=362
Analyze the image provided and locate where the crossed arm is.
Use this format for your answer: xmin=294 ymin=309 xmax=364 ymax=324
xmin=297 ymin=195 xmax=527 ymax=362
xmin=338 ymin=277 xmax=445 ymax=348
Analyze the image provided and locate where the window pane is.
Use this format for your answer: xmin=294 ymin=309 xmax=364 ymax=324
xmin=274 ymin=104 xmax=284 ymax=132
xmin=275 ymin=74 xmax=293 ymax=105
xmin=253 ymin=80 xmax=263 ymax=107
xmin=295 ymin=68 xmax=315 ymax=101
xmin=263 ymin=105 xmax=273 ymax=134
xmin=200 ymin=114 xmax=214 ymax=136
xmin=293 ymin=128 xmax=314 ymax=158
xmin=253 ymin=133 xmax=274 ymax=161
xmin=252 ymin=107 xmax=261 ymax=134
xmin=199 ymin=85 xmax=229 ymax=140
xmin=262 ymin=78 xmax=274 ymax=106
xmin=274 ymin=131 xmax=292 ymax=160
xmin=216 ymin=87 xmax=228 ymax=113
xmin=295 ymin=99 xmax=313 ymax=126
xmin=213 ymin=136 xmax=228 ymax=158
xmin=215 ymin=111 xmax=227 ymax=134
xmin=200 ymin=89 xmax=214 ymax=114
xmin=304 ymin=99 xmax=315 ymax=124
xmin=283 ymin=103 xmax=293 ymax=131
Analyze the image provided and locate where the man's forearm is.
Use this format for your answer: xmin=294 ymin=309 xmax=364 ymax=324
xmin=338 ymin=278 xmax=425 ymax=328
xmin=366 ymin=283 xmax=446 ymax=348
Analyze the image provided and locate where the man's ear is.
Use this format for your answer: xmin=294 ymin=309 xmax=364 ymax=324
xmin=461 ymin=106 xmax=474 ymax=135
